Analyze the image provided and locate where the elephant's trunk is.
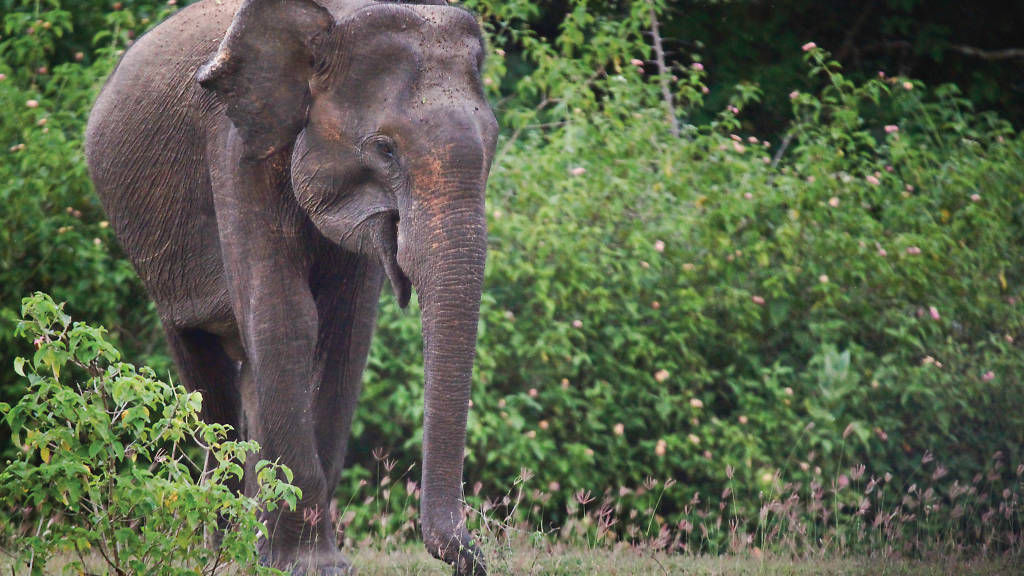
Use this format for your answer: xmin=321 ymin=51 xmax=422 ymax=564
xmin=398 ymin=159 xmax=488 ymax=571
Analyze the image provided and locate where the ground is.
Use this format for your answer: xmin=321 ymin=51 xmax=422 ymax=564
xmin=5 ymin=544 xmax=1019 ymax=575
xmin=346 ymin=546 xmax=1019 ymax=576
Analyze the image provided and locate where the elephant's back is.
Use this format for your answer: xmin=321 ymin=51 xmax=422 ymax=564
xmin=86 ymin=0 xmax=240 ymax=184
xmin=86 ymin=0 xmax=242 ymax=330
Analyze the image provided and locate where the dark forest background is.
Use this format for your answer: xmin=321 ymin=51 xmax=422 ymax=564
xmin=13 ymin=0 xmax=1024 ymax=135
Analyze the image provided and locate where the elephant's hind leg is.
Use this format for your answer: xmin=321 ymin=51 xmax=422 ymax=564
xmin=163 ymin=327 xmax=243 ymax=545
xmin=164 ymin=327 xmax=242 ymax=439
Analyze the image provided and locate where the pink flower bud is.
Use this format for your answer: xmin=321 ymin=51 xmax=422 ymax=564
xmin=789 ymin=90 xmax=800 ymax=100
xmin=884 ymin=125 xmax=899 ymax=133
xmin=570 ymin=166 xmax=586 ymax=176
xmin=25 ymin=100 xmax=39 ymax=108
xmin=802 ymin=42 xmax=817 ymax=52
xmin=691 ymin=62 xmax=704 ymax=71
xmin=630 ymin=58 xmax=644 ymax=67
xmin=982 ymin=371 xmax=995 ymax=382
xmin=929 ymin=306 xmax=940 ymax=321
xmin=866 ymin=175 xmax=880 ymax=186
xmin=751 ymin=295 xmax=766 ymax=306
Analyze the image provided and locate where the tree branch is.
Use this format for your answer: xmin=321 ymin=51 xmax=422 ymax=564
xmin=950 ymin=44 xmax=1024 ymax=61
xmin=646 ymin=0 xmax=680 ymax=138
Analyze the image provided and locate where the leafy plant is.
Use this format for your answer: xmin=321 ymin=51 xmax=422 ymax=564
xmin=0 ymin=293 xmax=299 ymax=576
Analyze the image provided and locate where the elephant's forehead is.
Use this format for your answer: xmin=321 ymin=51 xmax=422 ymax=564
xmin=342 ymin=3 xmax=484 ymax=63
xmin=330 ymin=12 xmax=484 ymax=108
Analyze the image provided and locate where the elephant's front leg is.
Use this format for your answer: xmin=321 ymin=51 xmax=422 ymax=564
xmin=212 ymin=149 xmax=351 ymax=575
xmin=235 ymin=275 xmax=351 ymax=574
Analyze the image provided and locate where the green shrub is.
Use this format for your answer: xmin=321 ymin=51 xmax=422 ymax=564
xmin=0 ymin=0 xmax=178 ymax=457
xmin=357 ymin=15 xmax=1024 ymax=549
xmin=0 ymin=293 xmax=299 ymax=575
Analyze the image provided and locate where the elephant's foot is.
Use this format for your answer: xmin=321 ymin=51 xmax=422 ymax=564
xmin=258 ymin=516 xmax=353 ymax=576
xmin=260 ymin=545 xmax=354 ymax=576
xmin=423 ymin=524 xmax=486 ymax=576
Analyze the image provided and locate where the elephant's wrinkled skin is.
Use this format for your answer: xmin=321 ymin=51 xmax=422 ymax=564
xmin=85 ymin=0 xmax=496 ymax=573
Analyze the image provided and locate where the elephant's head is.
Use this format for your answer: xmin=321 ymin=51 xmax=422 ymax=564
xmin=197 ymin=0 xmax=496 ymax=571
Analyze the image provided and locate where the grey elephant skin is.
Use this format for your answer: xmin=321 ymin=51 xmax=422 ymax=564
xmin=85 ymin=0 xmax=497 ymax=573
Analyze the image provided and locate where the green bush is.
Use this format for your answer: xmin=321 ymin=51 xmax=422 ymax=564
xmin=0 ymin=0 xmax=176 ymax=456
xmin=357 ymin=10 xmax=1024 ymax=548
xmin=1 ymin=293 xmax=299 ymax=575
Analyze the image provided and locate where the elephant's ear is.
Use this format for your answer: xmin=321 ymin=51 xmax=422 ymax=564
xmin=196 ymin=0 xmax=332 ymax=160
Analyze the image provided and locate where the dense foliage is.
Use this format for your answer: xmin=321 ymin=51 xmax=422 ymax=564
xmin=2 ymin=0 xmax=1022 ymax=559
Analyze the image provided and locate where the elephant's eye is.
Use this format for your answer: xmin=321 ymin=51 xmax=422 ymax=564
xmin=374 ymin=139 xmax=396 ymax=161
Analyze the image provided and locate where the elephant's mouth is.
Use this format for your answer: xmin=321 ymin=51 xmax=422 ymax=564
xmin=375 ymin=212 xmax=412 ymax=309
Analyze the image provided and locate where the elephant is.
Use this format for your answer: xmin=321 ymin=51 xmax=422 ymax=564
xmin=85 ymin=0 xmax=497 ymax=573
